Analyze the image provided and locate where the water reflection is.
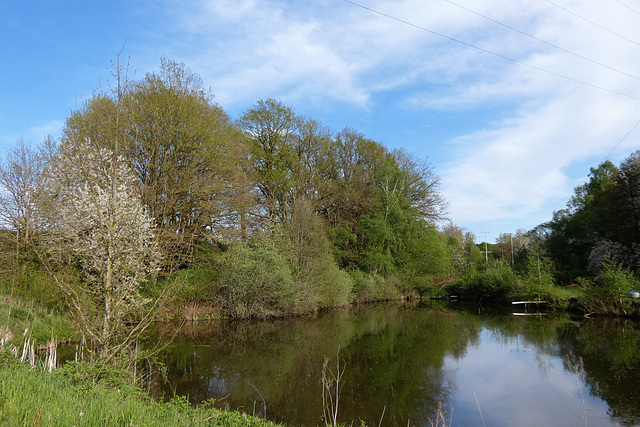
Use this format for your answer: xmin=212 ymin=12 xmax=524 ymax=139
xmin=150 ymin=302 xmax=640 ymax=426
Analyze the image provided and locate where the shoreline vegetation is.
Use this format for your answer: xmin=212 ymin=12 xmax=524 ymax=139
xmin=3 ymin=57 xmax=640 ymax=425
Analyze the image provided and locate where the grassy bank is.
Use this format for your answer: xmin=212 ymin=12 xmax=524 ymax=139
xmin=0 ymin=352 xmax=280 ymax=426
xmin=0 ymin=290 xmax=77 ymax=349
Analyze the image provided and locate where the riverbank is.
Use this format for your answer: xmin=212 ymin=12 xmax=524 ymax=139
xmin=0 ymin=351 xmax=281 ymax=426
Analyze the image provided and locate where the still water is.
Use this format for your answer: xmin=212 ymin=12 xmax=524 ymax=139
xmin=149 ymin=302 xmax=640 ymax=426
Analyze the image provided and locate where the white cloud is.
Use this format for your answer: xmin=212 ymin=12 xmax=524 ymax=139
xmin=7 ymin=0 xmax=640 ymax=237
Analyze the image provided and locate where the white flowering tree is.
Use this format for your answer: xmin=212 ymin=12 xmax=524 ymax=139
xmin=46 ymin=138 xmax=161 ymax=360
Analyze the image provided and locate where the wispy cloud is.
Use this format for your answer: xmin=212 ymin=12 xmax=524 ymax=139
xmin=4 ymin=0 xmax=640 ymax=237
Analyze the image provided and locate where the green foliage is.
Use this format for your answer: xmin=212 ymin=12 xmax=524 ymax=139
xmin=594 ymin=256 xmax=638 ymax=302
xmin=445 ymin=261 xmax=518 ymax=302
xmin=281 ymin=199 xmax=353 ymax=309
xmin=217 ymin=241 xmax=297 ymax=318
xmin=357 ymin=214 xmax=395 ymax=276
xmin=350 ymin=270 xmax=399 ymax=302
xmin=0 ymin=354 xmax=280 ymax=426
xmin=328 ymin=226 xmax=358 ymax=269
xmin=59 ymin=360 xmax=149 ymax=399
xmin=0 ymin=261 xmax=68 ymax=310
xmin=577 ymin=258 xmax=640 ymax=315
xmin=0 ymin=276 xmax=77 ymax=347
xmin=521 ymin=244 xmax=555 ymax=299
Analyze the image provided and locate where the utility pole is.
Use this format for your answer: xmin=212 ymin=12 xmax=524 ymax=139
xmin=510 ymin=233 xmax=515 ymax=266
xmin=480 ymin=231 xmax=491 ymax=263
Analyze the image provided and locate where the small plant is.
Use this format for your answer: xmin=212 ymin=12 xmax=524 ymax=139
xmin=600 ymin=255 xmax=637 ymax=302
xmin=322 ymin=350 xmax=346 ymax=427
xmin=429 ymin=402 xmax=451 ymax=427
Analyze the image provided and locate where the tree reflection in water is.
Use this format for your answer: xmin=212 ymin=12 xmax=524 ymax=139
xmin=149 ymin=302 xmax=640 ymax=427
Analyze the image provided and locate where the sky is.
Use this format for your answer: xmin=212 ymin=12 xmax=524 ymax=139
xmin=2 ymin=0 xmax=640 ymax=243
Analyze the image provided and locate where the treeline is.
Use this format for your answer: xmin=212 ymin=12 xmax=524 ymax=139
xmin=537 ymin=152 xmax=640 ymax=284
xmin=0 ymin=58 xmax=487 ymax=356
xmin=462 ymin=150 xmax=640 ymax=314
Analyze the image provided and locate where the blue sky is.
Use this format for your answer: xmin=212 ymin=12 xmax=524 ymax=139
xmin=3 ymin=0 xmax=640 ymax=242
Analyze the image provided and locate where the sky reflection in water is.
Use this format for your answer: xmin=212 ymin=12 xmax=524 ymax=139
xmin=154 ymin=304 xmax=638 ymax=426
xmin=442 ymin=328 xmax=615 ymax=426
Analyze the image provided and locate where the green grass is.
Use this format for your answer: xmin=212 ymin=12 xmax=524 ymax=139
xmin=0 ymin=292 xmax=77 ymax=348
xmin=0 ymin=352 xmax=281 ymax=426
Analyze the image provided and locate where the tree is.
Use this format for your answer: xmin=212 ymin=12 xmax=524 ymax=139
xmin=44 ymin=138 xmax=161 ymax=361
xmin=279 ymin=198 xmax=352 ymax=309
xmin=390 ymin=148 xmax=447 ymax=223
xmin=617 ymin=151 xmax=640 ymax=246
xmin=319 ymin=128 xmax=387 ymax=229
xmin=0 ymin=138 xmax=51 ymax=252
xmin=64 ymin=58 xmax=239 ymax=270
xmin=542 ymin=160 xmax=619 ymax=282
xmin=236 ymin=98 xmax=299 ymax=222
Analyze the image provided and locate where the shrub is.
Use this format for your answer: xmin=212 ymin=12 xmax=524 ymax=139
xmin=217 ymin=241 xmax=297 ymax=318
xmin=593 ymin=256 xmax=638 ymax=302
xmin=350 ymin=270 xmax=399 ymax=303
xmin=445 ymin=261 xmax=517 ymax=303
xmin=280 ymin=199 xmax=353 ymax=310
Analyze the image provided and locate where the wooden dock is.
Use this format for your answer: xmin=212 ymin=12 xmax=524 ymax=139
xmin=511 ymin=301 xmax=547 ymax=305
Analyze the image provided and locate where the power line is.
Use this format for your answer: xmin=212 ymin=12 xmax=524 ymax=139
xmin=534 ymin=114 xmax=640 ymax=227
xmin=614 ymin=0 xmax=640 ymax=17
xmin=544 ymin=0 xmax=640 ymax=47
xmin=341 ymin=0 xmax=640 ymax=100
xmin=444 ymin=0 xmax=640 ymax=82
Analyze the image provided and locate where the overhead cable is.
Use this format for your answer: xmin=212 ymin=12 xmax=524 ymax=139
xmin=544 ymin=0 xmax=640 ymax=47
xmin=342 ymin=0 xmax=640 ymax=100
xmin=444 ymin=0 xmax=640 ymax=82
xmin=614 ymin=0 xmax=640 ymax=17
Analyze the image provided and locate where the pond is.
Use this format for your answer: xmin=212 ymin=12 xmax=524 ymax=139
xmin=147 ymin=302 xmax=640 ymax=426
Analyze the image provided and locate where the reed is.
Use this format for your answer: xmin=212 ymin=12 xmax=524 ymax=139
xmin=322 ymin=349 xmax=346 ymax=427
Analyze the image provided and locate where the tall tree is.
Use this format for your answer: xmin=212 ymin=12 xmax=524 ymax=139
xmin=319 ymin=128 xmax=387 ymax=229
xmin=64 ymin=58 xmax=239 ymax=270
xmin=617 ymin=151 xmax=640 ymax=246
xmin=236 ymin=98 xmax=299 ymax=222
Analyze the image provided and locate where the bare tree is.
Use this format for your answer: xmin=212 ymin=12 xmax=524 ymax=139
xmin=0 ymin=138 xmax=50 ymax=252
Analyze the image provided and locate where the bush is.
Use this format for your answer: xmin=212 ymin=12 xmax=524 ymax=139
xmin=586 ymin=256 xmax=638 ymax=304
xmin=217 ymin=241 xmax=297 ymax=318
xmin=350 ymin=270 xmax=399 ymax=303
xmin=445 ymin=261 xmax=517 ymax=302
xmin=280 ymin=199 xmax=353 ymax=310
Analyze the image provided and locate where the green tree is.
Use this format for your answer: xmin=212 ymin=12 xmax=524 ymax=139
xmin=522 ymin=244 xmax=554 ymax=298
xmin=64 ymin=58 xmax=239 ymax=271
xmin=280 ymin=198 xmax=352 ymax=309
xmin=236 ymin=99 xmax=299 ymax=222
xmin=319 ymin=128 xmax=387 ymax=229
xmin=542 ymin=160 xmax=619 ymax=282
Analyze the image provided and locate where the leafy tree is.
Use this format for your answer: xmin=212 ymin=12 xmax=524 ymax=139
xmin=542 ymin=161 xmax=619 ymax=282
xmin=64 ymin=58 xmax=239 ymax=270
xmin=616 ymin=151 xmax=640 ymax=247
xmin=236 ymin=99 xmax=299 ymax=222
xmin=522 ymin=244 xmax=554 ymax=298
xmin=443 ymin=223 xmax=481 ymax=275
xmin=279 ymin=198 xmax=352 ymax=309
xmin=319 ymin=128 xmax=387 ymax=229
